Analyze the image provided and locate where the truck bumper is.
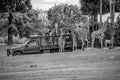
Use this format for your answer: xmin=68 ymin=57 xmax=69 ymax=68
xmin=7 ymin=49 xmax=12 ymax=56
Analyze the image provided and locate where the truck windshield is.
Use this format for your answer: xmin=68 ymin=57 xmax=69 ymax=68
xmin=21 ymin=40 xmax=30 ymax=46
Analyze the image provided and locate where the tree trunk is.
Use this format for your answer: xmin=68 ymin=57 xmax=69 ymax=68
xmin=8 ymin=27 xmax=12 ymax=45
xmin=110 ymin=0 xmax=115 ymax=48
xmin=100 ymin=0 xmax=103 ymax=29
xmin=94 ymin=14 xmax=98 ymax=31
xmin=7 ymin=12 xmax=13 ymax=45
xmin=91 ymin=15 xmax=94 ymax=32
xmin=91 ymin=14 xmax=98 ymax=32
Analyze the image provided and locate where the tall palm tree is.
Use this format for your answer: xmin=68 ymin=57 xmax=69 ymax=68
xmin=109 ymin=0 xmax=115 ymax=48
xmin=100 ymin=0 xmax=103 ymax=27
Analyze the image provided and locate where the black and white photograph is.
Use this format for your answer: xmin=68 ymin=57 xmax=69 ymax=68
xmin=0 ymin=0 xmax=120 ymax=80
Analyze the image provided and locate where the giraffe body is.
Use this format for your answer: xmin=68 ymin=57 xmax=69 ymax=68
xmin=71 ymin=31 xmax=77 ymax=51
xmin=75 ymin=28 xmax=88 ymax=51
xmin=70 ymin=23 xmax=89 ymax=51
xmin=58 ymin=32 xmax=65 ymax=52
xmin=91 ymin=17 xmax=110 ymax=48
xmin=91 ymin=30 xmax=105 ymax=48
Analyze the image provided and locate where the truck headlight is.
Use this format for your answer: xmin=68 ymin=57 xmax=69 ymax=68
xmin=7 ymin=49 xmax=12 ymax=56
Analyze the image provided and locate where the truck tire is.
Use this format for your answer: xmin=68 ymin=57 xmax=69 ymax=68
xmin=50 ymin=49 xmax=52 ymax=53
xmin=13 ymin=51 xmax=23 ymax=56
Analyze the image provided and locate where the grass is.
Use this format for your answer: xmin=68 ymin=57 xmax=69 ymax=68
xmin=0 ymin=46 xmax=120 ymax=80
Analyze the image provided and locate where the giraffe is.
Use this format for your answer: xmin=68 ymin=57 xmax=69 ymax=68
xmin=74 ymin=23 xmax=88 ymax=51
xmin=91 ymin=17 xmax=110 ymax=48
xmin=71 ymin=16 xmax=90 ymax=51
xmin=58 ymin=28 xmax=65 ymax=52
xmin=58 ymin=15 xmax=90 ymax=51
xmin=69 ymin=22 xmax=89 ymax=51
xmin=49 ymin=29 xmax=56 ymax=45
xmin=49 ymin=23 xmax=60 ymax=45
xmin=72 ymin=31 xmax=77 ymax=51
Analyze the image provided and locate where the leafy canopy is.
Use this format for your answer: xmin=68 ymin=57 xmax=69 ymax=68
xmin=48 ymin=4 xmax=82 ymax=29
xmin=0 ymin=0 xmax=32 ymax=12
xmin=80 ymin=0 xmax=120 ymax=15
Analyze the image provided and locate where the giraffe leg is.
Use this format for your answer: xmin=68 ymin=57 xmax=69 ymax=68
xmin=62 ymin=44 xmax=64 ymax=52
xmin=72 ymin=41 xmax=74 ymax=51
xmin=105 ymin=41 xmax=107 ymax=47
xmin=75 ymin=42 xmax=77 ymax=50
xmin=61 ymin=47 xmax=62 ymax=52
xmin=59 ymin=48 xmax=60 ymax=52
xmin=61 ymin=43 xmax=63 ymax=52
xmin=86 ymin=39 xmax=89 ymax=48
xmin=105 ymin=40 xmax=107 ymax=48
xmin=81 ymin=39 xmax=84 ymax=51
xmin=72 ymin=37 xmax=74 ymax=51
xmin=63 ymin=40 xmax=65 ymax=52
xmin=101 ymin=38 xmax=103 ymax=48
xmin=59 ymin=44 xmax=61 ymax=52
xmin=63 ymin=46 xmax=65 ymax=52
xmin=73 ymin=45 xmax=74 ymax=51
xmin=73 ymin=42 xmax=75 ymax=51
xmin=61 ymin=42 xmax=64 ymax=52
xmin=91 ymin=37 xmax=95 ymax=48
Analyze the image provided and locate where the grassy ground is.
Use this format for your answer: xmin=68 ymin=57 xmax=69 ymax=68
xmin=0 ymin=46 xmax=120 ymax=80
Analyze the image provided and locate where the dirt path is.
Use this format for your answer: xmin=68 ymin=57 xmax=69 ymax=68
xmin=0 ymin=48 xmax=120 ymax=80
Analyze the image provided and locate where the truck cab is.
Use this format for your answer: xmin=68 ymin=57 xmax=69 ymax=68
xmin=7 ymin=38 xmax=41 ymax=56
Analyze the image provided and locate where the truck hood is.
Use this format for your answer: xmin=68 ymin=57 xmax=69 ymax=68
xmin=11 ymin=40 xmax=29 ymax=49
xmin=11 ymin=45 xmax=24 ymax=49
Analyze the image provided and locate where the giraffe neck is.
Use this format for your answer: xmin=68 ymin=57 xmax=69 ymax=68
xmin=100 ymin=22 xmax=107 ymax=33
xmin=100 ymin=27 xmax=106 ymax=33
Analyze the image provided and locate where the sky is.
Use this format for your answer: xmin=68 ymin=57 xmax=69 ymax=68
xmin=31 ymin=0 xmax=80 ymax=10
xmin=98 ymin=13 xmax=119 ymax=22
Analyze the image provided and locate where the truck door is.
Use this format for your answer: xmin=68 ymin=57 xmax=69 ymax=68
xmin=24 ymin=39 xmax=40 ymax=54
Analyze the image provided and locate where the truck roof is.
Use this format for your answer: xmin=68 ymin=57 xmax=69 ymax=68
xmin=29 ymin=34 xmax=71 ymax=39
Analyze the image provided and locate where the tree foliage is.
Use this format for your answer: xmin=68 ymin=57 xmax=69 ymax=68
xmin=0 ymin=9 xmax=50 ymax=38
xmin=114 ymin=14 xmax=120 ymax=45
xmin=48 ymin=4 xmax=82 ymax=29
xmin=10 ymin=9 xmax=43 ymax=37
xmin=0 ymin=0 xmax=32 ymax=39
xmin=80 ymin=0 xmax=120 ymax=32
xmin=80 ymin=0 xmax=120 ymax=15
xmin=16 ymin=9 xmax=50 ymax=37
xmin=115 ymin=14 xmax=120 ymax=35
xmin=0 ymin=0 xmax=32 ymax=12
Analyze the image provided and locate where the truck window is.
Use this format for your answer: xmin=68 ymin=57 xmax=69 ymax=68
xmin=27 ymin=40 xmax=38 ymax=48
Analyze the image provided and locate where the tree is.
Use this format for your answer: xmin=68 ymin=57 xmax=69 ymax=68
xmin=109 ymin=0 xmax=116 ymax=48
xmin=47 ymin=4 xmax=82 ymax=30
xmin=0 ymin=0 xmax=32 ymax=44
xmin=114 ymin=14 xmax=120 ymax=46
xmin=0 ymin=0 xmax=32 ymax=12
xmin=6 ymin=9 xmax=50 ymax=38
xmin=36 ymin=10 xmax=50 ymax=35
xmin=27 ymin=9 xmax=50 ymax=36
xmin=80 ymin=0 xmax=120 ymax=31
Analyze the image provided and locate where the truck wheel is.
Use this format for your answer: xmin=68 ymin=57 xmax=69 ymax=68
xmin=13 ymin=52 xmax=23 ymax=56
xmin=50 ymin=50 xmax=52 ymax=53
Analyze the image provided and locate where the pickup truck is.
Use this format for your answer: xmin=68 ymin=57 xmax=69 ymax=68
xmin=7 ymin=35 xmax=82 ymax=56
